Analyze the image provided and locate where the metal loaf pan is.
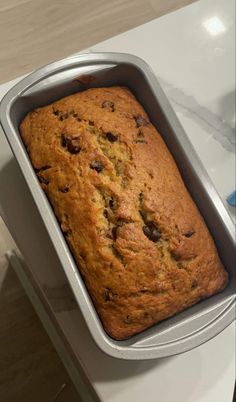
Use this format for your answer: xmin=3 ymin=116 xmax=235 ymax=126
xmin=1 ymin=53 xmax=235 ymax=360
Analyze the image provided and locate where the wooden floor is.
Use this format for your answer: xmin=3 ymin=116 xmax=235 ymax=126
xmin=0 ymin=219 xmax=81 ymax=402
xmin=0 ymin=0 xmax=195 ymax=401
xmin=0 ymin=0 xmax=195 ymax=84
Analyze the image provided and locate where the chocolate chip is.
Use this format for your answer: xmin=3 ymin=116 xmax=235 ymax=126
xmin=135 ymin=138 xmax=148 ymax=144
xmin=138 ymin=193 xmax=143 ymax=206
xmin=124 ymin=315 xmax=132 ymax=324
xmin=139 ymin=209 xmax=146 ymax=220
xmin=103 ymin=288 xmax=113 ymax=301
xmin=67 ymin=139 xmax=81 ymax=154
xmin=109 ymin=197 xmax=117 ymax=209
xmin=68 ymin=110 xmax=81 ymax=120
xmin=53 ymin=110 xmax=69 ymax=121
xmin=102 ymin=100 xmax=115 ymax=112
xmin=143 ymin=311 xmax=150 ymax=318
xmin=106 ymin=227 xmax=116 ymax=240
xmin=61 ymin=134 xmax=67 ymax=147
xmin=59 ymin=185 xmax=70 ymax=193
xmin=135 ymin=127 xmax=148 ymax=143
xmin=111 ymin=226 xmax=118 ymax=240
xmin=35 ymin=165 xmax=51 ymax=173
xmin=103 ymin=209 xmax=108 ymax=219
xmin=148 ymin=171 xmax=154 ymax=179
xmin=135 ymin=115 xmax=148 ymax=128
xmin=106 ymin=132 xmax=118 ymax=142
xmin=143 ymin=222 xmax=161 ymax=242
xmin=38 ymin=175 xmax=49 ymax=185
xmin=61 ymin=134 xmax=81 ymax=154
xmin=109 ymin=198 xmax=114 ymax=208
xmin=90 ymin=160 xmax=104 ymax=173
xmin=191 ymin=279 xmax=198 ymax=288
xmin=184 ymin=230 xmax=195 ymax=238
xmin=140 ymin=288 xmax=149 ymax=293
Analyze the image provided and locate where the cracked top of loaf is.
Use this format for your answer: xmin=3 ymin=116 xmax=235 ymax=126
xmin=20 ymin=86 xmax=228 ymax=340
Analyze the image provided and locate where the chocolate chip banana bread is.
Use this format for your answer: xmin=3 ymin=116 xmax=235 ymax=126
xmin=20 ymin=86 xmax=228 ymax=340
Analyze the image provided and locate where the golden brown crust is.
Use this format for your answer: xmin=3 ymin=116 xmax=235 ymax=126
xmin=20 ymin=87 xmax=228 ymax=340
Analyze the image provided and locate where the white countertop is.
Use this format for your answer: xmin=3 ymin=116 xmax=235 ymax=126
xmin=0 ymin=0 xmax=235 ymax=401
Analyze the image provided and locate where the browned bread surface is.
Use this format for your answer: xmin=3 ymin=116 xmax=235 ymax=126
xmin=20 ymin=86 xmax=228 ymax=340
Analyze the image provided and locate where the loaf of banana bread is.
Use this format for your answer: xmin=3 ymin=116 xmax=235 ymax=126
xmin=20 ymin=86 xmax=228 ymax=340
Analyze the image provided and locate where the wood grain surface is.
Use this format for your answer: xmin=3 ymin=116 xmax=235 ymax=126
xmin=0 ymin=227 xmax=81 ymax=402
xmin=0 ymin=0 xmax=195 ymax=84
